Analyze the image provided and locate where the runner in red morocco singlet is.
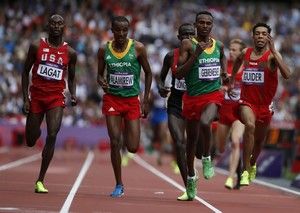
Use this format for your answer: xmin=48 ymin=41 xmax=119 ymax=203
xmin=22 ymin=14 xmax=77 ymax=193
xmin=229 ymin=22 xmax=291 ymax=186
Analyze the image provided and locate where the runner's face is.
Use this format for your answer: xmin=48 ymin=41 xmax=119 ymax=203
xmin=178 ymin=26 xmax=195 ymax=41
xmin=195 ymin=14 xmax=213 ymax=37
xmin=253 ymin=26 xmax=268 ymax=49
xmin=48 ymin=15 xmax=65 ymax=37
xmin=229 ymin=43 xmax=242 ymax=61
xmin=112 ymin=21 xmax=129 ymax=44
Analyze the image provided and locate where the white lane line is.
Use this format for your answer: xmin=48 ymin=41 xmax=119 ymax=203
xmin=0 ymin=207 xmax=20 ymax=211
xmin=60 ymin=151 xmax=94 ymax=213
xmin=0 ymin=153 xmax=41 ymax=171
xmin=0 ymin=147 xmax=9 ymax=153
xmin=133 ymin=155 xmax=222 ymax=213
xmin=215 ymin=167 xmax=300 ymax=196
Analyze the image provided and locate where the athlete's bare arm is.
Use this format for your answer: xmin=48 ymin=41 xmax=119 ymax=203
xmin=97 ymin=46 xmax=109 ymax=93
xmin=267 ymin=34 xmax=291 ymax=79
xmin=219 ymin=42 xmax=229 ymax=85
xmin=67 ymin=46 xmax=77 ymax=106
xmin=135 ymin=40 xmax=152 ymax=118
xmin=22 ymin=42 xmax=38 ymax=114
xmin=175 ymin=38 xmax=209 ymax=79
xmin=158 ymin=51 xmax=173 ymax=98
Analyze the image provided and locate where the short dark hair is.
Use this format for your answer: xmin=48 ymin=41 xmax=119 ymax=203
xmin=252 ymin=22 xmax=271 ymax=34
xmin=178 ymin=23 xmax=194 ymax=33
xmin=111 ymin=16 xmax=129 ymax=28
xmin=195 ymin=11 xmax=214 ymax=22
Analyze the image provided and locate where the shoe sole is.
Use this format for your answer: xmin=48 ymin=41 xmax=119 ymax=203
xmin=225 ymin=185 xmax=233 ymax=190
xmin=35 ymin=189 xmax=48 ymax=193
xmin=110 ymin=192 xmax=124 ymax=198
xmin=177 ymin=198 xmax=193 ymax=201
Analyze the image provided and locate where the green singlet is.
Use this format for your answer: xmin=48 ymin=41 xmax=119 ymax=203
xmin=105 ymin=39 xmax=141 ymax=97
xmin=185 ymin=38 xmax=222 ymax=96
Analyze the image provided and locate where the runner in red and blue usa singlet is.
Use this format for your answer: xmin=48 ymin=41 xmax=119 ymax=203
xmin=30 ymin=38 xmax=69 ymax=98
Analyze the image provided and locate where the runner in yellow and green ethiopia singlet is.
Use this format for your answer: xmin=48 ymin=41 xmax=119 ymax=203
xmin=185 ymin=37 xmax=222 ymax=96
xmin=105 ymin=39 xmax=141 ymax=97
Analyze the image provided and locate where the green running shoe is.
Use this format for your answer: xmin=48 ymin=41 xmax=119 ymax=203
xmin=202 ymin=158 xmax=215 ymax=179
xmin=240 ymin=171 xmax=250 ymax=186
xmin=177 ymin=191 xmax=192 ymax=201
xmin=186 ymin=177 xmax=197 ymax=200
xmin=35 ymin=181 xmax=48 ymax=193
xmin=224 ymin=177 xmax=234 ymax=189
xmin=249 ymin=164 xmax=257 ymax=182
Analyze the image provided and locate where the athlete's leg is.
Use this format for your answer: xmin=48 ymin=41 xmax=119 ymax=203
xmin=123 ymin=119 xmax=140 ymax=153
xmin=186 ymin=119 xmax=200 ymax=177
xmin=229 ymin=120 xmax=244 ymax=179
xmin=25 ymin=112 xmax=44 ymax=147
xmin=106 ymin=115 xmax=123 ymax=185
xmin=168 ymin=114 xmax=187 ymax=185
xmin=216 ymin=123 xmax=230 ymax=154
xmin=251 ymin=121 xmax=269 ymax=166
xmin=199 ymin=103 xmax=219 ymax=157
xmin=37 ymin=107 xmax=63 ymax=182
xmin=240 ymin=105 xmax=256 ymax=171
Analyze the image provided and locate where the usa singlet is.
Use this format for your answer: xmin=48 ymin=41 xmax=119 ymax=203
xmin=30 ymin=38 xmax=69 ymax=97
xmin=241 ymin=48 xmax=277 ymax=105
xmin=105 ymin=39 xmax=141 ymax=97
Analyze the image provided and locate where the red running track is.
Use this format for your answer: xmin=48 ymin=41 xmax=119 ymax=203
xmin=0 ymin=147 xmax=299 ymax=213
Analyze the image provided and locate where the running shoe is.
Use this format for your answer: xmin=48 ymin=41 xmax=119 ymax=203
xmin=110 ymin=184 xmax=124 ymax=198
xmin=121 ymin=155 xmax=129 ymax=167
xmin=249 ymin=164 xmax=257 ymax=182
xmin=224 ymin=177 xmax=234 ymax=189
xmin=240 ymin=171 xmax=250 ymax=186
xmin=202 ymin=158 xmax=215 ymax=179
xmin=186 ymin=177 xmax=197 ymax=200
xmin=171 ymin=161 xmax=180 ymax=174
xmin=177 ymin=191 xmax=191 ymax=201
xmin=35 ymin=181 xmax=48 ymax=193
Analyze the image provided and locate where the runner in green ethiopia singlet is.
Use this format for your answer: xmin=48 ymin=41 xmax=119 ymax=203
xmin=185 ymin=38 xmax=222 ymax=96
xmin=105 ymin=39 xmax=141 ymax=97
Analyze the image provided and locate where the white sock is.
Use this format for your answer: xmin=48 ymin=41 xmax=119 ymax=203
xmin=202 ymin=156 xmax=211 ymax=161
xmin=187 ymin=175 xmax=196 ymax=180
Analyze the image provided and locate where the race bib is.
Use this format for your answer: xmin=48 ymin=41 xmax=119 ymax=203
xmin=242 ymin=68 xmax=264 ymax=85
xmin=174 ymin=79 xmax=186 ymax=91
xmin=198 ymin=65 xmax=220 ymax=80
xmin=109 ymin=73 xmax=134 ymax=87
xmin=37 ymin=64 xmax=63 ymax=80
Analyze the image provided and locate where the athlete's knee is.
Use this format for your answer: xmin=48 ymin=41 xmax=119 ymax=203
xmin=174 ymin=141 xmax=186 ymax=153
xmin=244 ymin=121 xmax=255 ymax=133
xmin=200 ymin=118 xmax=211 ymax=128
xmin=25 ymin=131 xmax=41 ymax=147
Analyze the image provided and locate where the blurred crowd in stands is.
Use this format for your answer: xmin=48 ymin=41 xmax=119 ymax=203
xmin=0 ymin=0 xmax=299 ymax=128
